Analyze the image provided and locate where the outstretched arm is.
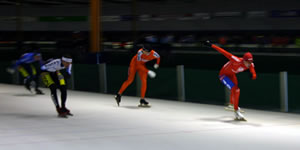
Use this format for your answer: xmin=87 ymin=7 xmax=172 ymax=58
xmin=12 ymin=53 xmax=33 ymax=69
xmin=203 ymin=41 xmax=234 ymax=60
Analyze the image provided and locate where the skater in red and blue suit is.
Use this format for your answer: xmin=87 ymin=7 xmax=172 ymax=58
xmin=203 ymin=40 xmax=257 ymax=121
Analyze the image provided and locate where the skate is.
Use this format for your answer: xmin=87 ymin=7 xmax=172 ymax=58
xmin=138 ymin=99 xmax=151 ymax=108
xmin=56 ymin=107 xmax=68 ymax=118
xmin=224 ymin=104 xmax=244 ymax=113
xmin=61 ymin=107 xmax=73 ymax=116
xmin=24 ymin=79 xmax=32 ymax=93
xmin=115 ymin=94 xmax=121 ymax=106
xmin=234 ymin=110 xmax=247 ymax=121
xmin=35 ymin=89 xmax=44 ymax=95
xmin=58 ymin=113 xmax=68 ymax=118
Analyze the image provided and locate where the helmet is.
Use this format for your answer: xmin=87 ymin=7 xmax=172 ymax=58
xmin=34 ymin=53 xmax=41 ymax=57
xmin=243 ymin=52 xmax=253 ymax=62
xmin=142 ymin=44 xmax=152 ymax=52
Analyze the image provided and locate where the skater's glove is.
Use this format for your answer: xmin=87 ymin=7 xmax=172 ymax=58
xmin=148 ymin=70 xmax=156 ymax=78
xmin=251 ymin=74 xmax=257 ymax=80
xmin=201 ymin=40 xmax=212 ymax=47
xmin=249 ymin=73 xmax=256 ymax=80
xmin=154 ymin=64 xmax=159 ymax=69
xmin=6 ymin=67 xmax=15 ymax=74
xmin=57 ymin=72 xmax=64 ymax=80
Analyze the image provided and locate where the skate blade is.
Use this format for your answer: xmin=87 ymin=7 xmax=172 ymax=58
xmin=36 ymin=92 xmax=45 ymax=95
xmin=67 ymin=113 xmax=74 ymax=116
xmin=224 ymin=107 xmax=245 ymax=113
xmin=115 ymin=100 xmax=120 ymax=107
xmin=58 ymin=115 xmax=68 ymax=118
xmin=27 ymin=89 xmax=33 ymax=93
xmin=114 ymin=97 xmax=120 ymax=107
xmin=138 ymin=104 xmax=151 ymax=108
xmin=234 ymin=118 xmax=247 ymax=121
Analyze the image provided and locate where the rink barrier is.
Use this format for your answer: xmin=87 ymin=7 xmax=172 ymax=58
xmin=98 ymin=63 xmax=107 ymax=93
xmin=177 ymin=65 xmax=186 ymax=102
xmin=280 ymin=71 xmax=288 ymax=112
xmin=1 ymin=62 xmax=300 ymax=113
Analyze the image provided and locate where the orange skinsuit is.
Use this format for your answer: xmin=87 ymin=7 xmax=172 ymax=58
xmin=118 ymin=48 xmax=160 ymax=98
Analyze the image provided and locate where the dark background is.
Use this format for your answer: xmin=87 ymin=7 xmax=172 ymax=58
xmin=0 ymin=0 xmax=300 ymax=72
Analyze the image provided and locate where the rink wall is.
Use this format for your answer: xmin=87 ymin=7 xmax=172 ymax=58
xmin=1 ymin=62 xmax=299 ymax=113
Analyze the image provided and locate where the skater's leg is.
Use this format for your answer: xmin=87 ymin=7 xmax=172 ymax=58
xmin=137 ymin=68 xmax=151 ymax=107
xmin=18 ymin=65 xmax=29 ymax=78
xmin=18 ymin=65 xmax=32 ymax=91
xmin=57 ymin=73 xmax=72 ymax=116
xmin=231 ymin=86 xmax=245 ymax=120
xmin=118 ymin=65 xmax=136 ymax=94
xmin=115 ymin=66 xmax=136 ymax=106
xmin=231 ymin=86 xmax=240 ymax=111
xmin=56 ymin=72 xmax=67 ymax=108
xmin=48 ymin=84 xmax=60 ymax=110
xmin=59 ymin=85 xmax=67 ymax=108
xmin=138 ymin=69 xmax=148 ymax=99
xmin=59 ymin=85 xmax=72 ymax=116
xmin=41 ymin=72 xmax=66 ymax=117
xmin=30 ymin=64 xmax=42 ymax=93
xmin=219 ymin=75 xmax=236 ymax=104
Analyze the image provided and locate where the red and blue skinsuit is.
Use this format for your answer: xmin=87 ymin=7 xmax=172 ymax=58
xmin=211 ymin=44 xmax=257 ymax=111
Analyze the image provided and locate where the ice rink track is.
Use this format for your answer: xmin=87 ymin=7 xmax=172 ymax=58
xmin=0 ymin=83 xmax=300 ymax=150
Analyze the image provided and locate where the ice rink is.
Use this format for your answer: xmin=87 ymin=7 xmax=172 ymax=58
xmin=0 ymin=83 xmax=300 ymax=150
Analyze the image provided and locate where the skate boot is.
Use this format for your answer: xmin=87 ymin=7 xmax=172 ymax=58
xmin=24 ymin=78 xmax=32 ymax=92
xmin=61 ymin=107 xmax=73 ymax=116
xmin=225 ymin=104 xmax=244 ymax=113
xmin=35 ymin=89 xmax=44 ymax=95
xmin=115 ymin=93 xmax=121 ymax=106
xmin=234 ymin=110 xmax=246 ymax=121
xmin=138 ymin=99 xmax=151 ymax=107
xmin=56 ymin=107 xmax=67 ymax=118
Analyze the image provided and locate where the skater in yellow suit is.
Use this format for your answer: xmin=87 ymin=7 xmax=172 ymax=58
xmin=40 ymin=55 xmax=73 ymax=118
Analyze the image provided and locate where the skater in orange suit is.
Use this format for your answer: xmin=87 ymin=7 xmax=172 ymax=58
xmin=203 ymin=40 xmax=257 ymax=121
xmin=115 ymin=44 xmax=160 ymax=107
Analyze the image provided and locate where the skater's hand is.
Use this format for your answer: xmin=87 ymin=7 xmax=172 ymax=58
xmin=252 ymin=74 xmax=256 ymax=80
xmin=249 ymin=73 xmax=256 ymax=80
xmin=148 ymin=70 xmax=156 ymax=78
xmin=154 ymin=63 xmax=159 ymax=69
xmin=6 ymin=68 xmax=15 ymax=74
xmin=201 ymin=40 xmax=212 ymax=47
xmin=57 ymin=73 xmax=64 ymax=80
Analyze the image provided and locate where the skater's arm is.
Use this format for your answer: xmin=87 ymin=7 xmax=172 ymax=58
xmin=211 ymin=44 xmax=234 ymax=60
xmin=12 ymin=53 xmax=33 ymax=68
xmin=153 ymin=51 xmax=160 ymax=65
xmin=202 ymin=40 xmax=234 ymax=60
xmin=37 ymin=53 xmax=44 ymax=67
xmin=249 ymin=63 xmax=256 ymax=80
xmin=66 ymin=64 xmax=72 ymax=75
xmin=137 ymin=49 xmax=143 ymax=61
xmin=41 ymin=59 xmax=60 ymax=72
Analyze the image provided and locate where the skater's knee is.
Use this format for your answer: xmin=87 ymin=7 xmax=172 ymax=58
xmin=60 ymin=85 xmax=67 ymax=93
xmin=49 ymin=84 xmax=57 ymax=93
xmin=141 ymin=79 xmax=147 ymax=85
xmin=126 ymin=77 xmax=134 ymax=84
xmin=231 ymin=85 xmax=239 ymax=90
